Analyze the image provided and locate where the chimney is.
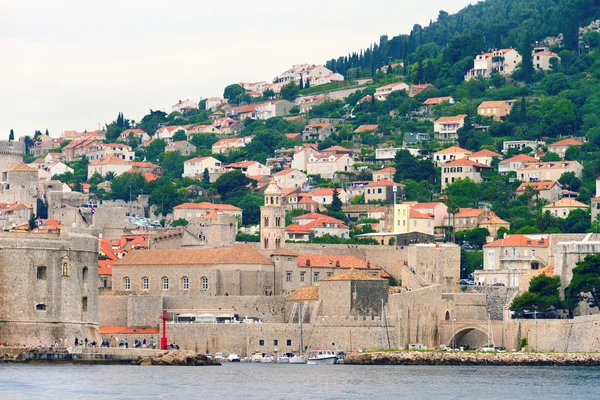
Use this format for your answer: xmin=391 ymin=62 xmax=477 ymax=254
xmin=306 ymin=258 xmax=311 ymax=267
xmin=335 ymin=260 xmax=340 ymax=268
xmin=367 ymin=262 xmax=371 ymax=269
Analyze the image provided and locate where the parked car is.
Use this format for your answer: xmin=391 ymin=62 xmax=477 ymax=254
xmin=461 ymin=243 xmax=475 ymax=250
xmin=491 ymin=282 xmax=505 ymax=286
xmin=544 ymin=309 xmax=561 ymax=319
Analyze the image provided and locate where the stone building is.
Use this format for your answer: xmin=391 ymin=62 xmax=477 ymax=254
xmin=112 ymin=244 xmax=274 ymax=296
xmin=260 ymin=182 xmax=286 ymax=250
xmin=0 ymin=229 xmax=100 ymax=345
xmin=186 ymin=212 xmax=237 ymax=248
xmin=319 ymin=269 xmax=388 ymax=317
xmin=0 ymin=140 xmax=25 ymax=173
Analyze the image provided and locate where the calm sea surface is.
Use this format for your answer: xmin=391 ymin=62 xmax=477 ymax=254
xmin=1 ymin=363 xmax=599 ymax=399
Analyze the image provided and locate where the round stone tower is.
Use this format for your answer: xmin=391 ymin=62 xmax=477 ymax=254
xmin=260 ymin=181 xmax=286 ymax=250
xmin=0 ymin=229 xmax=100 ymax=345
xmin=0 ymin=140 xmax=25 ymax=172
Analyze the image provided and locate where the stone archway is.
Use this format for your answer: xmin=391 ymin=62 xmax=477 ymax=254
xmin=449 ymin=327 xmax=490 ymax=350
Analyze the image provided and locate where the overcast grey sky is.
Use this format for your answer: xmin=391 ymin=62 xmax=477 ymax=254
xmin=0 ymin=0 xmax=473 ymax=139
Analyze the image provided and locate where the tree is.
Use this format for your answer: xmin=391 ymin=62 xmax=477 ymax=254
xmin=540 ymin=152 xmax=561 ymax=162
xmin=109 ymin=173 xmax=147 ymax=202
xmin=327 ymin=187 xmax=346 ymax=221
xmin=45 ymin=129 xmax=49 ymax=136
xmin=299 ymin=76 xmax=304 ymax=90
xmin=172 ymin=130 xmax=187 ymax=141
xmin=28 ymin=213 xmax=37 ymax=231
xmin=223 ymin=84 xmax=245 ymax=104
xmin=139 ymin=109 xmax=167 ymax=136
xmin=144 ymin=139 xmax=167 ymax=162
xmin=510 ymin=275 xmax=564 ymax=312
xmin=544 ymin=98 xmax=577 ymax=137
xmin=8 ymin=129 xmax=14 ymax=141
xmin=202 ymin=168 xmax=211 ymax=186
xmin=566 ymin=253 xmax=600 ymax=310
xmin=172 ymin=218 xmax=189 ymax=227
xmin=104 ymin=171 xmax=117 ymax=181
xmin=263 ymin=88 xmax=275 ymax=99
xmin=149 ymin=183 xmax=182 ymax=216
xmin=214 ymin=170 xmax=253 ymax=201
xmin=519 ymin=32 xmax=534 ymax=83
xmin=522 ymin=184 xmax=539 ymax=211
xmin=280 ymin=82 xmax=300 ymax=102
xmin=558 ymin=172 xmax=581 ymax=192
xmin=558 ymin=50 xmax=576 ymax=75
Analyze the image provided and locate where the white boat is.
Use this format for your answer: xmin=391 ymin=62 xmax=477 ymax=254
xmin=335 ymin=351 xmax=346 ymax=364
xmin=289 ymin=355 xmax=306 ymax=364
xmin=277 ymin=352 xmax=294 ymax=363
xmin=214 ymin=352 xmax=226 ymax=362
xmin=261 ymin=354 xmax=275 ymax=363
xmin=227 ymin=353 xmax=240 ymax=362
xmin=306 ymin=349 xmax=337 ymax=365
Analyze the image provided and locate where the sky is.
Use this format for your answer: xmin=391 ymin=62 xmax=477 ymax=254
xmin=0 ymin=0 xmax=474 ymax=139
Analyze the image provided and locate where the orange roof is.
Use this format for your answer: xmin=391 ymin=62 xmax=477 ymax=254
xmin=186 ymin=156 xmax=217 ymax=163
xmin=542 ymin=198 xmax=588 ymax=209
xmin=516 ymin=181 xmax=559 ymax=192
xmin=479 ymin=215 xmax=509 ymax=225
xmin=354 ymin=124 xmax=379 ymax=133
xmin=143 ymin=173 xmax=159 ymax=182
xmin=274 ymin=168 xmax=301 ymax=176
xmin=285 ymin=224 xmax=312 ymax=234
xmin=303 ymin=219 xmax=348 ymax=229
xmin=549 ymin=138 xmax=583 ymax=147
xmin=484 ymin=235 xmax=548 ymax=248
xmin=99 ymin=326 xmax=159 ymax=335
xmin=285 ymin=133 xmax=301 ymax=139
xmin=444 ymin=159 xmax=491 ymax=168
xmin=322 ymin=146 xmax=354 ymax=153
xmin=298 ymin=197 xmax=318 ymax=204
xmin=469 ymin=149 xmax=501 ymax=158
xmin=435 ymin=114 xmax=467 ymax=124
xmin=6 ymin=162 xmax=37 ymax=172
xmin=455 ymin=208 xmax=487 ymax=218
xmin=410 ymin=209 xmax=434 ymax=219
xmin=375 ymin=167 xmax=396 ymax=174
xmin=287 ymin=286 xmax=320 ymax=301
xmin=412 ymin=202 xmax=443 ymax=209
xmin=98 ymin=260 xmax=113 ymax=275
xmin=297 ymin=255 xmax=389 ymax=278
xmin=321 ymin=268 xmax=385 ymax=281
xmin=434 ymin=146 xmax=471 ymax=155
xmin=366 ymin=179 xmax=404 ymax=188
xmin=90 ymin=155 xmax=130 ymax=166
xmin=478 ymin=100 xmax=511 ymax=108
xmin=174 ymin=202 xmax=241 ymax=211
xmin=423 ymin=96 xmax=452 ymax=105
xmin=520 ymin=161 xmax=578 ymax=170
xmin=499 ymin=154 xmax=537 ymax=164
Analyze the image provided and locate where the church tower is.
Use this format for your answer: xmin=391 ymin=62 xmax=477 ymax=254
xmin=260 ymin=181 xmax=286 ymax=250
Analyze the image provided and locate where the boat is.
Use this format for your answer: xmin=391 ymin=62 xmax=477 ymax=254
xmin=251 ymin=353 xmax=264 ymax=363
xmin=227 ymin=353 xmax=240 ymax=362
xmin=335 ymin=350 xmax=346 ymax=364
xmin=289 ymin=304 xmax=307 ymax=364
xmin=214 ymin=352 xmax=226 ymax=362
xmin=289 ymin=355 xmax=306 ymax=364
xmin=306 ymin=349 xmax=337 ymax=365
xmin=261 ymin=354 xmax=275 ymax=363
xmin=277 ymin=352 xmax=294 ymax=363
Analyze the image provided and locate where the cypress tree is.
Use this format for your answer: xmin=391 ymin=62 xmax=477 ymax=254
xmin=299 ymin=76 xmax=304 ymax=90
xmin=520 ymin=32 xmax=534 ymax=84
xmin=8 ymin=129 xmax=14 ymax=141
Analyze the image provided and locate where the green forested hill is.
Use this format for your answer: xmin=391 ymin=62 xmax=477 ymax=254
xmin=326 ymin=0 xmax=600 ymax=77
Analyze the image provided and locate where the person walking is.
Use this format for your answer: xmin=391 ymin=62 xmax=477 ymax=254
xmin=74 ymin=337 xmax=79 ymax=347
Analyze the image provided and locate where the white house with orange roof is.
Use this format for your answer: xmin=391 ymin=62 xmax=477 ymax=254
xmin=224 ymin=160 xmax=271 ymax=177
xmin=374 ymin=82 xmax=409 ymax=101
xmin=86 ymin=142 xmax=135 ymax=162
xmin=432 ymin=146 xmax=472 ymax=166
xmin=434 ymin=115 xmax=467 ymax=141
xmin=171 ymin=99 xmax=198 ymax=113
xmin=443 ymin=208 xmax=493 ymax=231
xmin=118 ymin=128 xmax=150 ymax=142
xmin=365 ymin=180 xmax=405 ymax=203
xmin=478 ymin=214 xmax=510 ymax=237
xmin=354 ymin=124 xmax=379 ymax=134
xmin=548 ymin=138 xmax=584 ymax=159
xmin=441 ymin=158 xmax=492 ymax=189
xmin=183 ymin=156 xmax=223 ymax=180
xmin=296 ymin=95 xmax=326 ymax=113
xmin=411 ymin=202 xmax=448 ymax=228
xmin=306 ymin=153 xmax=354 ymax=179
xmin=421 ymin=96 xmax=454 ymax=113
xmin=291 ymin=145 xmax=320 ymax=172
xmin=155 ymin=125 xmax=187 ymax=140
xmin=37 ymin=162 xmax=73 ymax=181
xmin=302 ymin=188 xmax=349 ymax=206
xmin=212 ymin=117 xmax=242 ymax=134
xmin=533 ymin=47 xmax=560 ymax=71
xmin=516 ymin=181 xmax=563 ymax=203
xmin=272 ymin=168 xmax=307 ymax=189
xmin=476 ymin=234 xmax=550 ymax=286
xmin=498 ymin=154 xmax=538 ymax=175
xmin=467 ymin=149 xmax=502 ymax=166
xmin=173 ymin=202 xmax=242 ymax=221
xmin=288 ymin=212 xmax=349 ymax=240
xmin=302 ymin=123 xmax=336 ymax=141
xmin=61 ymin=138 xmax=103 ymax=161
xmin=373 ymin=167 xmax=396 ymax=182
xmin=408 ymin=209 xmax=435 ymax=235
xmin=542 ymin=198 xmax=588 ymax=218
xmin=87 ymin=155 xmax=132 ymax=179
xmin=516 ymin=161 xmax=583 ymax=182
xmin=477 ymin=100 xmax=514 ymax=121
xmin=211 ymin=137 xmax=251 ymax=154
xmin=465 ymin=49 xmax=521 ymax=81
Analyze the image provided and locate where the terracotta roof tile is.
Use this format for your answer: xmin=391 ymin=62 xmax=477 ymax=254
xmin=321 ymin=268 xmax=385 ymax=281
xmin=173 ymin=202 xmax=241 ymax=211
xmin=286 ymin=286 xmax=319 ymax=301
xmin=484 ymin=235 xmax=548 ymax=248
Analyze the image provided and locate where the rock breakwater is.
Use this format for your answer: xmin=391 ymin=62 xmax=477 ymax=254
xmin=345 ymin=351 xmax=600 ymax=366
xmin=132 ymin=350 xmax=220 ymax=366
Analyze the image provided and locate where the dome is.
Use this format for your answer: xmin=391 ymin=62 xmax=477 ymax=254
xmin=264 ymin=181 xmax=282 ymax=196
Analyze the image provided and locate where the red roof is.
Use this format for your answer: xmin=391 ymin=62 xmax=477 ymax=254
xmin=444 ymin=159 xmax=491 ymax=168
xmin=375 ymin=167 xmax=396 ymax=174
xmin=434 ymin=146 xmax=471 ymax=155
xmin=297 ymin=254 xmax=389 ymax=278
xmin=412 ymin=202 xmax=443 ymax=209
xmin=455 ymin=208 xmax=487 ymax=218
xmin=469 ymin=149 xmax=501 ymax=158
xmin=549 ymin=138 xmax=583 ymax=147
xmin=499 ymin=154 xmax=537 ymax=165
xmin=484 ymin=235 xmax=548 ymax=248
xmin=516 ymin=181 xmax=559 ymax=192
xmin=410 ymin=209 xmax=433 ymax=219
xmin=366 ymin=179 xmax=404 ymax=188
xmin=98 ymin=260 xmax=113 ymax=275
xmin=435 ymin=114 xmax=467 ymax=124
xmin=285 ymin=224 xmax=312 ymax=234
xmin=174 ymin=202 xmax=242 ymax=211
xmin=423 ymin=96 xmax=452 ymax=105
xmin=354 ymin=124 xmax=379 ymax=133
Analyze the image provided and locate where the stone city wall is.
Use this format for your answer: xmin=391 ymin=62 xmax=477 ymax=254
xmin=465 ymin=286 xmax=519 ymax=320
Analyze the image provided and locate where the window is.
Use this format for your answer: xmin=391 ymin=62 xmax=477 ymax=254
xmin=162 ymin=277 xmax=169 ymax=290
xmin=286 ymin=272 xmax=292 ymax=282
xmin=36 ymin=304 xmax=46 ymax=311
xmin=274 ymin=339 xmax=278 ymax=346
xmin=82 ymin=297 xmax=88 ymax=312
xmin=286 ymin=339 xmax=292 ymax=346
xmin=37 ymin=266 xmax=47 ymax=280
xmin=327 ymin=272 xmax=332 ymax=277
xmin=142 ymin=277 xmax=149 ymax=290
xmin=313 ymin=272 xmax=319 ymax=283
xmin=124 ymin=277 xmax=131 ymax=291
xmin=183 ymin=277 xmax=189 ymax=290
xmin=259 ymin=339 xmax=264 ymax=346
xmin=82 ymin=266 xmax=88 ymax=282
xmin=300 ymin=272 xmax=305 ymax=282
xmin=378 ymin=188 xmax=382 ymax=194
xmin=201 ymin=276 xmax=209 ymax=290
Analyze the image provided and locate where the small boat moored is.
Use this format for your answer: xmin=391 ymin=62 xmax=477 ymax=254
xmin=227 ymin=353 xmax=240 ymax=362
xmin=306 ymin=349 xmax=337 ymax=365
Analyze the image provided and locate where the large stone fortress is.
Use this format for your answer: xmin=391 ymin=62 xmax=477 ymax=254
xmin=0 ymin=229 xmax=101 ymax=345
xmin=0 ymin=140 xmax=25 ymax=172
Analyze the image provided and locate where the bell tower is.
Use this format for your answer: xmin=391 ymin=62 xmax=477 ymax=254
xmin=260 ymin=181 xmax=286 ymax=250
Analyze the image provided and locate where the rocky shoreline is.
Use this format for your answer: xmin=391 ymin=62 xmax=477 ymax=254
xmin=345 ymin=351 xmax=600 ymax=366
xmin=132 ymin=350 xmax=220 ymax=366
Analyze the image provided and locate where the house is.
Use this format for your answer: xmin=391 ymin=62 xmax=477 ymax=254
xmin=254 ymin=100 xmax=294 ymax=120
xmin=285 ymin=224 xmax=314 ymax=242
xmin=422 ymin=96 xmax=455 ymax=114
xmin=364 ymin=180 xmax=405 ymax=203
xmin=533 ymin=48 xmax=560 ymax=71
xmin=274 ymin=64 xmax=340 ymax=86
xmin=433 ymin=115 xmax=467 ymax=141
xmin=373 ymin=167 xmax=396 ymax=182
xmin=0 ymin=202 xmax=34 ymax=229
xmin=212 ymin=117 xmax=242 ymax=134
xmin=129 ymin=161 xmax=163 ymax=176
xmin=516 ymin=161 xmax=583 ymax=182
xmin=301 ymin=188 xmax=349 ymax=206
xmin=374 ymin=82 xmax=409 ymax=101
xmin=547 ymin=138 xmax=583 ymax=159
xmin=432 ymin=146 xmax=472 ymax=167
xmin=165 ymin=140 xmax=196 ymax=156
xmin=205 ymin=97 xmax=227 ymax=111
xmin=542 ymin=198 xmax=588 ymax=218
xmin=407 ymin=83 xmax=435 ymax=97
xmin=119 ymin=129 xmax=150 ymax=142
xmin=465 ymin=49 xmax=521 ymax=81
xmin=183 ymin=156 xmax=223 ymax=180
xmin=211 ymin=137 xmax=251 ymax=154
xmin=502 ymin=140 xmax=544 ymax=154
xmin=342 ymin=204 xmax=386 ymax=220
xmin=61 ymin=138 xmax=103 ymax=161
xmin=466 ymin=149 xmax=502 ymax=166
xmin=302 ymin=123 xmax=336 ymax=141
xmin=155 ymin=126 xmax=187 ymax=140
xmin=354 ymin=124 xmax=379 ymax=135
xmin=273 ymin=168 xmax=307 ymax=189
xmin=443 ymin=208 xmax=492 ymax=231
xmin=291 ymin=145 xmax=320 ymax=172
xmin=224 ymin=161 xmax=271 ymax=177
xmin=477 ymin=100 xmax=514 ymax=121
xmin=87 ymin=155 xmax=132 ymax=179
xmin=305 ymin=72 xmax=344 ymax=87
xmin=478 ymin=214 xmax=510 ymax=237
xmin=38 ymin=162 xmax=73 ymax=181
xmin=498 ymin=154 xmax=538 ymax=175
xmin=173 ymin=202 xmax=242 ymax=221
xmin=408 ymin=209 xmax=435 ymax=235
xmin=86 ymin=143 xmax=135 ymax=162
xmin=516 ymin=181 xmax=563 ymax=203
xmin=321 ymin=146 xmax=357 ymax=158
xmin=411 ymin=202 xmax=449 ymax=228
xmin=296 ymin=95 xmax=326 ymax=113
xmin=475 ymin=234 xmax=549 ymax=286
xmin=172 ymin=99 xmax=198 ymax=114
xmin=441 ymin=158 xmax=492 ymax=189
xmin=288 ymin=213 xmax=349 ymax=240
xmin=306 ymin=153 xmax=354 ymax=179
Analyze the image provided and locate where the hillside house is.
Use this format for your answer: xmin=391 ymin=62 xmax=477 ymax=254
xmin=166 ymin=140 xmax=196 ymax=156
xmin=547 ymin=138 xmax=583 ymax=159
xmin=432 ymin=146 xmax=472 ymax=166
xmin=306 ymin=153 xmax=354 ymax=179
xmin=87 ymin=155 xmax=132 ymax=179
xmin=467 ymin=149 xmax=502 ymax=166
xmin=173 ymin=202 xmax=242 ymax=221
xmin=477 ymin=100 xmax=514 ymax=121
xmin=441 ymin=158 xmax=492 ymax=189
xmin=365 ymin=180 xmax=405 ymax=203
xmin=433 ymin=115 xmax=467 ymax=141
xmin=373 ymin=167 xmax=396 ymax=182
xmin=542 ymin=198 xmax=589 ymax=218
xmin=516 ymin=181 xmax=563 ymax=203
xmin=302 ymin=123 xmax=335 ymax=141
xmin=516 ymin=161 xmax=583 ymax=182
xmin=374 ymin=82 xmax=409 ymax=101
xmin=498 ymin=154 xmax=538 ymax=175
xmin=272 ymin=168 xmax=307 ymax=189
xmin=183 ymin=156 xmax=223 ymax=180
xmin=171 ymin=99 xmax=198 ymax=114
xmin=224 ymin=161 xmax=271 ymax=177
